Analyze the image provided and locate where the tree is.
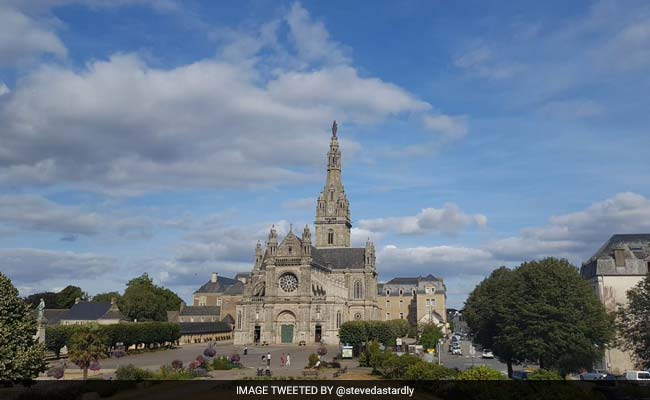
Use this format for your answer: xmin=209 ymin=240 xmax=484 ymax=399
xmin=466 ymin=258 xmax=615 ymax=377
xmin=68 ymin=328 xmax=107 ymax=380
xmin=456 ymin=365 xmax=506 ymax=380
xmin=464 ymin=266 xmax=520 ymax=376
xmin=418 ymin=323 xmax=443 ymax=351
xmin=504 ymin=258 xmax=614 ymax=376
xmin=92 ymin=292 xmax=121 ymax=303
xmin=0 ymin=272 xmax=47 ymax=380
xmin=56 ymin=285 xmax=88 ymax=308
xmin=24 ymin=292 xmax=58 ymax=309
xmin=119 ymin=273 xmax=182 ymax=322
xmin=617 ymin=272 xmax=650 ymax=369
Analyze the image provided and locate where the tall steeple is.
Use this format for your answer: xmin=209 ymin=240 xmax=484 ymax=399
xmin=315 ymin=121 xmax=351 ymax=247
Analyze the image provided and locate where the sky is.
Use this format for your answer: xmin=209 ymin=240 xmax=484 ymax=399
xmin=1 ymin=0 xmax=649 ymax=308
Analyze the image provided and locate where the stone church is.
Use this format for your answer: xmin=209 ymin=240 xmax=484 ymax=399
xmin=234 ymin=122 xmax=380 ymax=345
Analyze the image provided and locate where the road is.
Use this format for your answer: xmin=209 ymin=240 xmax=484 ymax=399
xmin=438 ymin=340 xmax=532 ymax=375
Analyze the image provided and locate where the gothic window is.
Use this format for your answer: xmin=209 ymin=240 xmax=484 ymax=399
xmin=386 ymin=289 xmax=390 ymax=296
xmin=336 ymin=311 xmax=342 ymax=328
xmin=279 ymin=273 xmax=299 ymax=293
xmin=386 ymin=312 xmax=391 ymax=320
xmin=399 ymin=289 xmax=403 ymax=296
xmin=328 ymin=229 xmax=334 ymax=245
xmin=288 ymin=246 xmax=292 ymax=254
xmin=412 ymin=289 xmax=416 ymax=296
xmin=353 ymin=280 xmax=363 ymax=299
xmin=330 ymin=190 xmax=334 ymax=201
xmin=399 ymin=313 xmax=404 ymax=320
xmin=399 ymin=299 xmax=403 ymax=309
xmin=237 ymin=311 xmax=242 ymax=330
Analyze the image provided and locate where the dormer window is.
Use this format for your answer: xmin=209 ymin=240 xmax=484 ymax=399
xmin=614 ymin=248 xmax=625 ymax=267
xmin=399 ymin=289 xmax=403 ymax=296
xmin=386 ymin=289 xmax=390 ymax=296
xmin=288 ymin=246 xmax=292 ymax=254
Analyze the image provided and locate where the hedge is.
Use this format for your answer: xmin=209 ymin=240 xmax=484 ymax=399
xmin=45 ymin=322 xmax=180 ymax=357
xmin=338 ymin=320 xmax=405 ymax=355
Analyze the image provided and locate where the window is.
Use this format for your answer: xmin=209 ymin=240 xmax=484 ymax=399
xmin=288 ymin=246 xmax=292 ymax=254
xmin=399 ymin=312 xmax=404 ymax=319
xmin=328 ymin=229 xmax=334 ymax=245
xmin=354 ymin=280 xmax=363 ymax=299
xmin=237 ymin=311 xmax=242 ymax=330
xmin=198 ymin=296 xmax=207 ymax=306
xmin=336 ymin=311 xmax=342 ymax=328
xmin=399 ymin=289 xmax=403 ymax=296
xmin=412 ymin=289 xmax=416 ymax=296
xmin=425 ymin=299 xmax=430 ymax=306
xmin=386 ymin=312 xmax=391 ymax=320
xmin=399 ymin=300 xmax=403 ymax=309
xmin=386 ymin=289 xmax=390 ymax=296
xmin=614 ymin=248 xmax=625 ymax=267
xmin=216 ymin=298 xmax=222 ymax=306
xmin=386 ymin=300 xmax=390 ymax=307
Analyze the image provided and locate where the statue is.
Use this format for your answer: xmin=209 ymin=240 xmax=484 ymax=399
xmin=38 ymin=298 xmax=45 ymax=322
xmin=332 ymin=120 xmax=337 ymax=137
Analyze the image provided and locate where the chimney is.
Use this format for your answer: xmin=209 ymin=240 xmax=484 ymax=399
xmin=75 ymin=297 xmax=81 ymax=304
xmin=211 ymin=272 xmax=218 ymax=283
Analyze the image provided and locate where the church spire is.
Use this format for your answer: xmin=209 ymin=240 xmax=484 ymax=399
xmin=315 ymin=121 xmax=351 ymax=248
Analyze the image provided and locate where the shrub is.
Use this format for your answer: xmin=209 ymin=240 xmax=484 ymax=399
xmin=317 ymin=346 xmax=327 ymax=356
xmin=46 ymin=366 xmax=64 ymax=380
xmin=230 ymin=353 xmax=241 ymax=363
xmin=329 ymin=361 xmax=341 ymax=369
xmin=419 ymin=324 xmax=443 ymax=350
xmin=528 ymin=369 xmax=563 ymax=380
xmin=89 ymin=361 xmax=101 ymax=372
xmin=358 ymin=352 xmax=368 ymax=367
xmin=194 ymin=355 xmax=207 ymax=369
xmin=377 ymin=353 xmax=420 ymax=379
xmin=455 ymin=366 xmax=506 ymax=380
xmin=154 ymin=365 xmax=196 ymax=380
xmin=171 ymin=359 xmax=183 ymax=370
xmin=308 ymin=353 xmax=319 ymax=368
xmin=115 ymin=364 xmax=153 ymax=380
xmin=203 ymin=344 xmax=217 ymax=358
xmin=404 ymin=362 xmax=456 ymax=380
xmin=210 ymin=356 xmax=234 ymax=370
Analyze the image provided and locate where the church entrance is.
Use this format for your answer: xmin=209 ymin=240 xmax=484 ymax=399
xmin=315 ymin=325 xmax=322 ymax=343
xmin=281 ymin=325 xmax=294 ymax=343
xmin=254 ymin=326 xmax=261 ymax=344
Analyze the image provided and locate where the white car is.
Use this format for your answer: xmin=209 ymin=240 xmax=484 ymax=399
xmin=625 ymin=371 xmax=650 ymax=381
xmin=451 ymin=347 xmax=462 ymax=356
xmin=481 ymin=349 xmax=494 ymax=359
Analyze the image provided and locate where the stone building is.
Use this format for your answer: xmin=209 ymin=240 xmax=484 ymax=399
xmin=234 ymin=122 xmax=380 ymax=345
xmin=192 ymin=272 xmax=245 ymax=320
xmin=377 ymin=275 xmax=447 ymax=330
xmin=580 ymin=233 xmax=650 ymax=374
xmin=59 ymin=298 xmax=125 ymax=325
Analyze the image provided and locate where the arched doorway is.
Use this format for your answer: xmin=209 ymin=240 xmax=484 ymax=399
xmin=276 ymin=311 xmax=296 ymax=344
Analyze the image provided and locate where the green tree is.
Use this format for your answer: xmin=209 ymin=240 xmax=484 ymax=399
xmin=464 ymin=266 xmax=520 ymax=376
xmin=92 ymin=292 xmax=121 ymax=303
xmin=119 ymin=273 xmax=181 ymax=321
xmin=0 ymin=272 xmax=47 ymax=380
xmin=617 ymin=272 xmax=650 ymax=369
xmin=68 ymin=328 xmax=107 ymax=380
xmin=403 ymin=362 xmax=456 ymax=380
xmin=56 ymin=285 xmax=88 ymax=308
xmin=386 ymin=319 xmax=410 ymax=338
xmin=419 ymin=324 xmax=443 ymax=351
xmin=24 ymin=292 xmax=58 ymax=309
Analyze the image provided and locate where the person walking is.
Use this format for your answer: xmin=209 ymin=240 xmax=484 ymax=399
xmin=286 ymin=353 xmax=291 ymax=367
xmin=280 ymin=353 xmax=286 ymax=367
xmin=244 ymin=345 xmax=248 ymax=355
xmin=267 ymin=351 xmax=271 ymax=366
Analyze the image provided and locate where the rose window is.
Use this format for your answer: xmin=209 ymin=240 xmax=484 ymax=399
xmin=354 ymin=312 xmax=362 ymax=320
xmin=279 ymin=273 xmax=299 ymax=293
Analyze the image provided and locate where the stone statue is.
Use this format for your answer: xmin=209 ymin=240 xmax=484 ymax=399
xmin=332 ymin=120 xmax=337 ymax=137
xmin=38 ymin=298 xmax=45 ymax=322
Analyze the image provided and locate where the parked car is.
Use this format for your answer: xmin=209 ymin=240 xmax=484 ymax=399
xmin=511 ymin=370 xmax=530 ymax=380
xmin=451 ymin=347 xmax=462 ymax=356
xmin=481 ymin=349 xmax=494 ymax=359
xmin=625 ymin=371 xmax=650 ymax=381
xmin=579 ymin=370 xmax=608 ymax=381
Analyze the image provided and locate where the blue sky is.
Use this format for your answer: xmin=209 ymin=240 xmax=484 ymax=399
xmin=1 ymin=0 xmax=649 ymax=308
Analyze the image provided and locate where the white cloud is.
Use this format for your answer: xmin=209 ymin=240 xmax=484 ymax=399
xmin=282 ymin=197 xmax=315 ymax=211
xmin=490 ymin=192 xmax=650 ymax=261
xmin=0 ymin=248 xmax=116 ymax=282
xmin=422 ymin=114 xmax=468 ymax=138
xmin=359 ymin=203 xmax=487 ymax=236
xmin=0 ymin=4 xmax=67 ymax=66
xmin=454 ymin=45 xmax=523 ymax=80
xmin=377 ymin=244 xmax=494 ymax=275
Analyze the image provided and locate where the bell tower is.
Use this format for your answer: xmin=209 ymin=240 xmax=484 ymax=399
xmin=315 ymin=121 xmax=351 ymax=248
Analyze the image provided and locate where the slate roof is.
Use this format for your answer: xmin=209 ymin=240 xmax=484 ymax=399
xmin=31 ymin=309 xmax=69 ymax=325
xmin=586 ymin=234 xmax=650 ymax=263
xmin=178 ymin=321 xmax=232 ymax=334
xmin=194 ymin=276 xmax=244 ymax=295
xmin=386 ymin=274 xmax=440 ymax=285
xmin=60 ymin=302 xmax=125 ymax=321
xmin=178 ymin=306 xmax=221 ymax=316
xmin=311 ymin=247 xmax=366 ymax=270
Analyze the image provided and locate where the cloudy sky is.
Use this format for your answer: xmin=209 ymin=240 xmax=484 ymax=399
xmin=1 ymin=0 xmax=649 ymax=308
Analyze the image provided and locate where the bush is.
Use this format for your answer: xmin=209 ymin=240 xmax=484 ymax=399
xmin=455 ymin=366 xmax=506 ymax=380
xmin=339 ymin=320 xmax=402 ymax=354
xmin=210 ymin=356 xmax=235 ymax=370
xmin=171 ymin=359 xmax=183 ymax=370
xmin=419 ymin=324 xmax=443 ymax=350
xmin=404 ymin=362 xmax=456 ymax=380
xmin=154 ymin=365 xmax=196 ymax=380
xmin=46 ymin=366 xmax=65 ymax=380
xmin=203 ymin=344 xmax=216 ymax=358
xmin=230 ymin=353 xmax=241 ymax=363
xmin=377 ymin=353 xmax=421 ymax=379
xmin=115 ymin=364 xmax=153 ymax=380
xmin=317 ymin=346 xmax=327 ymax=356
xmin=528 ymin=369 xmax=563 ymax=380
xmin=308 ymin=353 xmax=319 ymax=368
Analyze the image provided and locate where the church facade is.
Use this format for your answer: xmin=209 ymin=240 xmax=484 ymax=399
xmin=233 ymin=122 xmax=380 ymax=345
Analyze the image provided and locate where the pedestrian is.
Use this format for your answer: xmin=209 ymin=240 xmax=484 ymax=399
xmin=261 ymin=355 xmax=266 ymax=366
xmin=286 ymin=353 xmax=291 ymax=367
xmin=244 ymin=345 xmax=248 ymax=355
xmin=281 ymin=353 xmax=285 ymax=367
xmin=267 ymin=351 xmax=271 ymax=366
